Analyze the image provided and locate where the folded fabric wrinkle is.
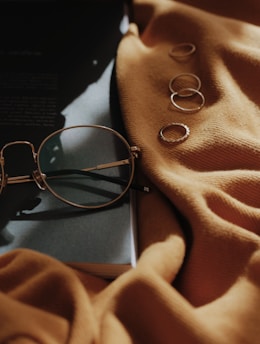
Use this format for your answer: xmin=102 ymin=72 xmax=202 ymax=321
xmin=168 ymin=42 xmax=196 ymax=59
xmin=159 ymin=122 xmax=190 ymax=144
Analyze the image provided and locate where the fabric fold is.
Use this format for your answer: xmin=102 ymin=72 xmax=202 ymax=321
xmin=0 ymin=0 xmax=259 ymax=343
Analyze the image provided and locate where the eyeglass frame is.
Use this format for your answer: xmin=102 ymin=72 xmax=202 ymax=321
xmin=0 ymin=124 xmax=149 ymax=209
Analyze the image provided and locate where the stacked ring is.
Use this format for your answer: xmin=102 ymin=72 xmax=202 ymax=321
xmin=169 ymin=73 xmax=202 ymax=95
xmin=169 ymin=43 xmax=196 ymax=59
xmin=170 ymin=88 xmax=205 ymax=113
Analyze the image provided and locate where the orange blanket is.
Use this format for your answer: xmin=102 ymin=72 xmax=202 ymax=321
xmin=1 ymin=0 xmax=260 ymax=342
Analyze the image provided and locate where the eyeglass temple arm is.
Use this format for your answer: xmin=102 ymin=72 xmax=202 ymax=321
xmin=6 ymin=169 xmax=150 ymax=193
xmin=6 ymin=159 xmax=150 ymax=193
xmin=44 ymin=158 xmax=150 ymax=193
xmin=5 ymin=159 xmax=128 ymax=183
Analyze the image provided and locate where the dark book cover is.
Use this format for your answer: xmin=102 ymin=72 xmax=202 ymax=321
xmin=0 ymin=0 xmax=138 ymax=278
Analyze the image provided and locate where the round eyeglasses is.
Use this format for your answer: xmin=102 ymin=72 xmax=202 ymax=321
xmin=0 ymin=125 xmax=149 ymax=209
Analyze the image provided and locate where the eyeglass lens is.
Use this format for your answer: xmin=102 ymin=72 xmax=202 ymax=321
xmin=37 ymin=126 xmax=134 ymax=208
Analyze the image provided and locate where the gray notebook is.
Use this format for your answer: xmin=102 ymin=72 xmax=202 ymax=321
xmin=0 ymin=0 xmax=138 ymax=278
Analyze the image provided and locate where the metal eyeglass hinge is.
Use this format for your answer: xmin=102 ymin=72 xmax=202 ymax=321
xmin=32 ymin=170 xmax=47 ymax=191
xmin=130 ymin=146 xmax=141 ymax=158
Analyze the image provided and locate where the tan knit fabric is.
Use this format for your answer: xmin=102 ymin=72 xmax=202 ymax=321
xmin=0 ymin=0 xmax=259 ymax=343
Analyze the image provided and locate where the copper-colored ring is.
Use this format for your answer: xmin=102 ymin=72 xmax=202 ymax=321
xmin=159 ymin=122 xmax=190 ymax=143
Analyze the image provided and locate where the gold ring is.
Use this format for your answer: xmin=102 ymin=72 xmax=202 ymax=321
xmin=170 ymin=88 xmax=205 ymax=113
xmin=169 ymin=43 xmax=196 ymax=58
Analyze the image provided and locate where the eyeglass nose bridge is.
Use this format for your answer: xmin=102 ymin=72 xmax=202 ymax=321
xmin=0 ymin=140 xmax=43 ymax=191
xmin=1 ymin=140 xmax=38 ymax=162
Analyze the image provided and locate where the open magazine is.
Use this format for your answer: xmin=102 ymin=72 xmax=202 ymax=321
xmin=0 ymin=0 xmax=138 ymax=278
